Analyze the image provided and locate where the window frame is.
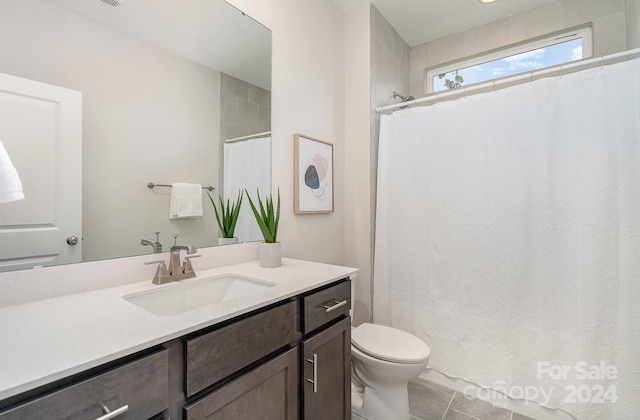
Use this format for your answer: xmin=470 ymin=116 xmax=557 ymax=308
xmin=425 ymin=26 xmax=593 ymax=94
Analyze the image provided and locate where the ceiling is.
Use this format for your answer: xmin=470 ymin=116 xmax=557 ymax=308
xmin=332 ymin=0 xmax=557 ymax=47
xmin=46 ymin=0 xmax=272 ymax=90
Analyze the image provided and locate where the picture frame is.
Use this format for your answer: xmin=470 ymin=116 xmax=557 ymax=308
xmin=294 ymin=133 xmax=334 ymax=214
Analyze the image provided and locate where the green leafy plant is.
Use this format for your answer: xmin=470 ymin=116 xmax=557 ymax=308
xmin=245 ymin=188 xmax=280 ymax=243
xmin=207 ymin=190 xmax=243 ymax=238
xmin=438 ymin=70 xmax=464 ymax=89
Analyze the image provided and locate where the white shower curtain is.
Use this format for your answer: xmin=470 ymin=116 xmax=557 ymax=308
xmin=374 ymin=59 xmax=640 ymax=419
xmin=223 ymin=136 xmax=271 ymax=243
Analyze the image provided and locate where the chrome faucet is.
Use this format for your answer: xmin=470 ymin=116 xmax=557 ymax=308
xmin=145 ymin=243 xmax=200 ymax=285
xmin=141 ymin=232 xmax=162 ymax=253
xmin=168 ymin=245 xmax=197 ymax=275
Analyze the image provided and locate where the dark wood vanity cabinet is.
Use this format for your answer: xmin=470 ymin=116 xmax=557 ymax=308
xmin=184 ymin=278 xmax=351 ymax=420
xmin=182 ymin=300 xmax=300 ymax=419
xmin=184 ymin=301 xmax=299 ymax=398
xmin=301 ymin=280 xmax=352 ymax=420
xmin=0 ymin=350 xmax=169 ymax=420
xmin=302 ymin=317 xmax=351 ymax=420
xmin=0 ymin=278 xmax=351 ymax=420
xmin=184 ymin=348 xmax=299 ymax=419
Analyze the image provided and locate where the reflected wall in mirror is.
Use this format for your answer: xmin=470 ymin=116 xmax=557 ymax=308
xmin=0 ymin=0 xmax=271 ymax=272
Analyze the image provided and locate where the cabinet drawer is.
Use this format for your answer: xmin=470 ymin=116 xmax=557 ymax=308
xmin=185 ymin=301 xmax=298 ymax=397
xmin=0 ymin=350 xmax=168 ymax=420
xmin=303 ymin=279 xmax=350 ymax=333
xmin=184 ymin=348 xmax=298 ymax=420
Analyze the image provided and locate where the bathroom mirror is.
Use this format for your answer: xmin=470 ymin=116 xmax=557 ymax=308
xmin=0 ymin=0 xmax=271 ymax=272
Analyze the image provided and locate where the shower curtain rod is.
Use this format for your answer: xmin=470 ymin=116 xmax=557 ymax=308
xmin=225 ymin=131 xmax=271 ymax=143
xmin=376 ymin=47 xmax=640 ymax=113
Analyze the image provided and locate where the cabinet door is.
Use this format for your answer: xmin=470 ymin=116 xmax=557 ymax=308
xmin=302 ymin=317 xmax=351 ymax=420
xmin=184 ymin=348 xmax=298 ymax=420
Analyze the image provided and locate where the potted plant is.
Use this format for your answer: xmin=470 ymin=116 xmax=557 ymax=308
xmin=245 ymin=188 xmax=281 ymax=267
xmin=207 ymin=190 xmax=242 ymax=245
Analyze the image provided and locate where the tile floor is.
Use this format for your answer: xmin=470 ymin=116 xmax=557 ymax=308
xmin=351 ymin=378 xmax=536 ymax=420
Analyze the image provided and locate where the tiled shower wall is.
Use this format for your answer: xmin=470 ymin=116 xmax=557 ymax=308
xmin=220 ymin=73 xmax=271 ymax=143
xmin=370 ymin=3 xmax=410 ymax=234
xmin=219 ymin=73 xmax=271 ymax=199
xmin=627 ymin=0 xmax=640 ymax=49
xmin=370 ymin=4 xmax=410 ymax=111
xmin=410 ymin=0 xmax=633 ymax=98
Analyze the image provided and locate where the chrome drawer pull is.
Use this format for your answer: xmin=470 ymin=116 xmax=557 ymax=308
xmin=320 ymin=299 xmax=347 ymax=313
xmin=305 ymin=354 xmax=318 ymax=393
xmin=95 ymin=404 xmax=129 ymax=420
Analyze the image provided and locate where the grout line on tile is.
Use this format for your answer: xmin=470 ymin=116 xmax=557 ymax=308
xmin=449 ymin=408 xmax=482 ymax=420
xmin=441 ymin=391 xmax=457 ymax=420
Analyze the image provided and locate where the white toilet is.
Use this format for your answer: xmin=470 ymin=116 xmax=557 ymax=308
xmin=350 ymin=282 xmax=431 ymax=420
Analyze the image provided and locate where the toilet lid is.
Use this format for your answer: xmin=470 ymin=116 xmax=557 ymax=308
xmin=351 ymin=323 xmax=430 ymax=364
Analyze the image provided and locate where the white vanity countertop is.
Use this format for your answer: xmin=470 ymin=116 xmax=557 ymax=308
xmin=0 ymin=258 xmax=357 ymax=400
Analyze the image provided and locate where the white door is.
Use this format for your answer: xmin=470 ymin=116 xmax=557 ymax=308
xmin=0 ymin=73 xmax=82 ymax=272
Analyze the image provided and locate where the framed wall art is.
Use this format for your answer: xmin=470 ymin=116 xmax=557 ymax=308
xmin=294 ymin=133 xmax=334 ymax=214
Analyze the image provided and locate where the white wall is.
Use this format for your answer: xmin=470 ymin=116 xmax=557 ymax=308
xmin=0 ymin=0 xmax=221 ymax=261
xmin=225 ymin=0 xmax=347 ymax=267
xmin=344 ymin=4 xmax=373 ymax=325
xmin=343 ymin=5 xmax=412 ymax=325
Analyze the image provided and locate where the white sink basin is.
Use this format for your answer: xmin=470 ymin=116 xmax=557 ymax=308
xmin=124 ymin=274 xmax=275 ymax=316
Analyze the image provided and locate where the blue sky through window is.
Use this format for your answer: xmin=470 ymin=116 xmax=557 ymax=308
xmin=433 ymin=38 xmax=583 ymax=92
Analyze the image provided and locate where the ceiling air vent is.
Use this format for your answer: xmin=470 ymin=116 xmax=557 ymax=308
xmin=99 ymin=0 xmax=123 ymax=7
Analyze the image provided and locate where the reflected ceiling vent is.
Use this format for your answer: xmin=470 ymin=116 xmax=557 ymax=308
xmin=99 ymin=0 xmax=123 ymax=7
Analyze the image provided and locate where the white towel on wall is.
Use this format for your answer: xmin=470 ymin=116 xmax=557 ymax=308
xmin=0 ymin=139 xmax=25 ymax=204
xmin=169 ymin=183 xmax=203 ymax=219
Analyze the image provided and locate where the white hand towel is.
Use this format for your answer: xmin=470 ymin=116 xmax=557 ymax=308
xmin=169 ymin=183 xmax=203 ymax=219
xmin=0 ymin=139 xmax=25 ymax=204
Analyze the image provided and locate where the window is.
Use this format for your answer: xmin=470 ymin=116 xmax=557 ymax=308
xmin=426 ymin=27 xmax=593 ymax=93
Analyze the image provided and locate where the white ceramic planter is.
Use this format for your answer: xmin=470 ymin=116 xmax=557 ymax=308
xmin=259 ymin=242 xmax=281 ymax=268
xmin=218 ymin=237 xmax=239 ymax=246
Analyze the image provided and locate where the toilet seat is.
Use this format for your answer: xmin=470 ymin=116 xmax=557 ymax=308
xmin=351 ymin=323 xmax=431 ymax=364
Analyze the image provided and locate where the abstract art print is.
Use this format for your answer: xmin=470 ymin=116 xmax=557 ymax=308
xmin=294 ymin=133 xmax=334 ymax=214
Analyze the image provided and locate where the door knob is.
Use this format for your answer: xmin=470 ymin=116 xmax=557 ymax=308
xmin=66 ymin=236 xmax=79 ymax=245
